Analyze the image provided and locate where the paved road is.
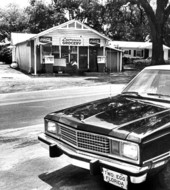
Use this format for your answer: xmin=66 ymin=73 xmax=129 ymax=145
xmin=0 ymin=85 xmax=124 ymax=130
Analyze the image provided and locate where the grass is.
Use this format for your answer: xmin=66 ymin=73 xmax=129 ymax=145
xmin=0 ymin=70 xmax=139 ymax=94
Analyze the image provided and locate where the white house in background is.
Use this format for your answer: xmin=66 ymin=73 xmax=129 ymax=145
xmin=110 ymin=41 xmax=170 ymax=60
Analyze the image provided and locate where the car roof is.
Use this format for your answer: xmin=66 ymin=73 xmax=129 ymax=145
xmin=144 ymin=65 xmax=170 ymax=70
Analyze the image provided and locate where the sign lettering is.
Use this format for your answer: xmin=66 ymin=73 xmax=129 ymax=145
xmin=89 ymin=38 xmax=100 ymax=46
xmin=61 ymin=38 xmax=83 ymax=46
xmin=39 ymin=36 xmax=52 ymax=43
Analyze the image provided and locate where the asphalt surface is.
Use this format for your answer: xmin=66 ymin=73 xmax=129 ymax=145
xmin=0 ymin=85 xmax=124 ymax=130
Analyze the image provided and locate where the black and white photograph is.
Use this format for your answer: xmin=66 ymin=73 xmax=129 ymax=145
xmin=1 ymin=0 xmax=170 ymax=190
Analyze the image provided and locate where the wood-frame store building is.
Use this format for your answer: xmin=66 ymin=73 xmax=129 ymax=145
xmin=11 ymin=20 xmax=122 ymax=75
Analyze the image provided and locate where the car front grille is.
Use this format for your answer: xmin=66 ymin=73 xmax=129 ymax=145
xmin=60 ymin=124 xmax=110 ymax=154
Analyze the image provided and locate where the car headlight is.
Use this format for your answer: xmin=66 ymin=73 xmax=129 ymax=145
xmin=45 ymin=120 xmax=61 ymax=136
xmin=122 ymin=142 xmax=138 ymax=161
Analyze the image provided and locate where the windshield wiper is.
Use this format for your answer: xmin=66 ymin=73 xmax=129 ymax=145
xmin=121 ymin=91 xmax=142 ymax=97
xmin=147 ymin=93 xmax=170 ymax=98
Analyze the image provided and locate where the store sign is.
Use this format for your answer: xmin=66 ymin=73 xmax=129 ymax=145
xmin=60 ymin=38 xmax=83 ymax=46
xmin=39 ymin=36 xmax=52 ymax=43
xmin=97 ymin=56 xmax=106 ymax=64
xmin=89 ymin=38 xmax=100 ymax=46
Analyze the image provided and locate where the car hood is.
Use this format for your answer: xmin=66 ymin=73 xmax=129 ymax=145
xmin=46 ymin=95 xmax=170 ymax=143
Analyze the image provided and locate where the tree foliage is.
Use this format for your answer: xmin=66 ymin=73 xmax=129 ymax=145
xmin=104 ymin=0 xmax=150 ymax=41
xmin=25 ymin=0 xmax=67 ymax=33
xmin=0 ymin=4 xmax=28 ymax=41
xmin=53 ymin=0 xmax=81 ymax=20
xmin=76 ymin=0 xmax=106 ymax=34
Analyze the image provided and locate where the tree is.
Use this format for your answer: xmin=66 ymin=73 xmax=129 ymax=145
xmin=53 ymin=0 xmax=81 ymax=20
xmin=104 ymin=1 xmax=150 ymax=41
xmin=127 ymin=0 xmax=170 ymax=65
xmin=53 ymin=0 xmax=106 ymax=33
xmin=25 ymin=0 xmax=67 ymax=33
xmin=76 ymin=0 xmax=106 ymax=33
xmin=0 ymin=3 xmax=28 ymax=41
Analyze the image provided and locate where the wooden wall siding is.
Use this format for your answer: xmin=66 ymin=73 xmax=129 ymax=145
xmin=47 ymin=29 xmax=106 ymax=46
xmin=31 ymin=40 xmax=34 ymax=72
xmin=16 ymin=43 xmax=30 ymax=72
xmin=106 ymin=51 xmax=118 ymax=72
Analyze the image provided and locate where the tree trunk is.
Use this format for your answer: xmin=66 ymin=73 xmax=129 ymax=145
xmin=135 ymin=0 xmax=168 ymax=65
xmin=150 ymin=22 xmax=165 ymax=65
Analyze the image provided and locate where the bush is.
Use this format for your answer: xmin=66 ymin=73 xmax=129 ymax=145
xmin=133 ymin=59 xmax=170 ymax=70
xmin=165 ymin=60 xmax=170 ymax=64
xmin=0 ymin=47 xmax=12 ymax=64
xmin=123 ymin=56 xmax=141 ymax=65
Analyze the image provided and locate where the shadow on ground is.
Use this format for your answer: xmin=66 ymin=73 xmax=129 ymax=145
xmin=84 ymin=70 xmax=139 ymax=84
xmin=39 ymin=165 xmax=120 ymax=190
xmin=39 ymin=164 xmax=163 ymax=190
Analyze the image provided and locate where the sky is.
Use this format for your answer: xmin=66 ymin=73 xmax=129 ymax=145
xmin=0 ymin=0 xmax=52 ymax=9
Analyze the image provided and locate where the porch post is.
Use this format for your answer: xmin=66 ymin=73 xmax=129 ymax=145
xmin=34 ymin=38 xmax=37 ymax=75
xmin=103 ymin=46 xmax=106 ymax=56
xmin=12 ymin=46 xmax=16 ymax=62
xmin=29 ymin=42 xmax=32 ymax=73
xmin=120 ymin=52 xmax=123 ymax=72
xmin=88 ymin=46 xmax=89 ymax=69
xmin=77 ymin=46 xmax=79 ymax=69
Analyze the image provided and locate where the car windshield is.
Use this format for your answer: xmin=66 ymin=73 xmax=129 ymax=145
xmin=123 ymin=69 xmax=170 ymax=100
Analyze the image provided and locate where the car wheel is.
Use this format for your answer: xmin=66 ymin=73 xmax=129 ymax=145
xmin=157 ymin=161 xmax=170 ymax=189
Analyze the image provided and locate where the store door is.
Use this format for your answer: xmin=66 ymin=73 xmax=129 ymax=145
xmin=79 ymin=47 xmax=88 ymax=70
xmin=107 ymin=51 xmax=117 ymax=72
xmin=89 ymin=47 xmax=98 ymax=72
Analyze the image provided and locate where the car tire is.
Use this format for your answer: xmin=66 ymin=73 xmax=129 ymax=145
xmin=157 ymin=161 xmax=170 ymax=189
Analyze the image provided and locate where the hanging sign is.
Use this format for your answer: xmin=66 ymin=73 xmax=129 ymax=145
xmin=89 ymin=38 xmax=100 ymax=46
xmin=39 ymin=36 xmax=52 ymax=44
xmin=60 ymin=38 xmax=83 ymax=46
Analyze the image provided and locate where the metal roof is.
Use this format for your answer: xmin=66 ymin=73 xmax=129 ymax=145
xmin=11 ymin=33 xmax=36 ymax=45
xmin=110 ymin=41 xmax=170 ymax=50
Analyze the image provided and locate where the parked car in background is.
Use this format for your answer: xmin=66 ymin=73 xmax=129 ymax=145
xmin=39 ymin=65 xmax=170 ymax=190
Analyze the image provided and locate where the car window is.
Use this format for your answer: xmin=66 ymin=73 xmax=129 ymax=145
xmin=156 ymin=72 xmax=170 ymax=95
xmin=123 ymin=69 xmax=170 ymax=99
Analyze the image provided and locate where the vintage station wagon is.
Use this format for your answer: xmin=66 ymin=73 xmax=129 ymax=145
xmin=38 ymin=65 xmax=170 ymax=189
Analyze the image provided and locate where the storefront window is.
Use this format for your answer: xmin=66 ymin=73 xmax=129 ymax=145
xmin=42 ymin=45 xmax=52 ymax=55
xmin=52 ymin=46 xmax=60 ymax=58
xmin=70 ymin=46 xmax=77 ymax=62
xmin=61 ymin=46 xmax=69 ymax=63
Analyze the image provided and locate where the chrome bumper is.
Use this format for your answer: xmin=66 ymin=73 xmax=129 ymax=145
xmin=38 ymin=133 xmax=149 ymax=184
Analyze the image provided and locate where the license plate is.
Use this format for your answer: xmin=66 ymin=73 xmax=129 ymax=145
xmin=102 ymin=168 xmax=128 ymax=190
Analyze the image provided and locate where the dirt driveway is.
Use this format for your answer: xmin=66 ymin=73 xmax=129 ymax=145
xmin=0 ymin=64 xmax=138 ymax=94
